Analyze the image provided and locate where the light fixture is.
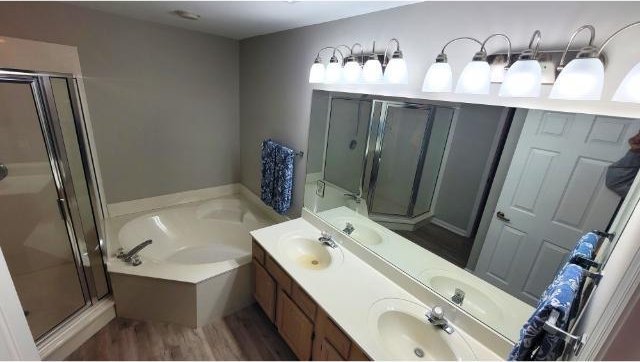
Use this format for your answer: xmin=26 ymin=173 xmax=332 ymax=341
xmin=383 ymin=39 xmax=408 ymax=84
xmin=308 ymin=47 xmax=344 ymax=84
xmin=171 ymin=10 xmax=200 ymax=20
xmin=362 ymin=41 xmax=383 ymax=84
xmin=456 ymin=34 xmax=512 ymax=95
xmin=499 ymin=30 xmax=543 ymax=97
xmin=342 ymin=43 xmax=364 ymax=83
xmin=324 ymin=54 xmax=343 ymax=84
xmin=308 ymin=55 xmax=325 ymax=83
xmin=422 ymin=37 xmax=482 ymax=93
xmin=613 ymin=62 xmax=640 ymax=103
xmin=550 ymin=25 xmax=604 ymax=100
xmin=606 ymin=21 xmax=640 ymax=103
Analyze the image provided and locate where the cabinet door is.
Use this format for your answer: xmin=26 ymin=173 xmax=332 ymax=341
xmin=276 ymin=289 xmax=314 ymax=360
xmin=318 ymin=339 xmax=345 ymax=361
xmin=253 ymin=261 xmax=276 ymax=322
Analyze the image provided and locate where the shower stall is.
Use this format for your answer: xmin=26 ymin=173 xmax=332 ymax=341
xmin=0 ymin=70 xmax=109 ymax=346
xmin=322 ymin=96 xmax=455 ymax=227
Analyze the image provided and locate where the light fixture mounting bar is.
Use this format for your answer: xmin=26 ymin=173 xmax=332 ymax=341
xmin=487 ymin=49 xmax=606 ymax=84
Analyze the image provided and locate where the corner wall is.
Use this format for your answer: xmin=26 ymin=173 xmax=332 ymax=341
xmin=0 ymin=2 xmax=240 ymax=203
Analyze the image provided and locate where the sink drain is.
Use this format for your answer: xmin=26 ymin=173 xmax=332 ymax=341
xmin=311 ymin=260 xmax=319 ymax=265
xmin=414 ymin=348 xmax=424 ymax=358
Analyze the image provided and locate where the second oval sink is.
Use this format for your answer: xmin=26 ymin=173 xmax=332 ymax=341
xmin=278 ymin=234 xmax=343 ymax=270
xmin=368 ymin=298 xmax=475 ymax=361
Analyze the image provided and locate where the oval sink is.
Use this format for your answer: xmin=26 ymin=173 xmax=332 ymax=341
xmin=278 ymin=235 xmax=343 ymax=270
xmin=419 ymin=269 xmax=503 ymax=326
xmin=331 ymin=217 xmax=383 ymax=246
xmin=368 ymin=298 xmax=475 ymax=361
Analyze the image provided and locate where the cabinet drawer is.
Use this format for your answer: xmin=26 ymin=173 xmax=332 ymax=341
xmin=252 ymin=239 xmax=265 ymax=265
xmin=253 ymin=261 xmax=276 ymax=322
xmin=265 ymin=255 xmax=292 ymax=295
xmin=292 ymin=283 xmax=317 ymax=321
xmin=276 ymin=289 xmax=314 ymax=360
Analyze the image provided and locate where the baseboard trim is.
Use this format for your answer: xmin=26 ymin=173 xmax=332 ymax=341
xmin=39 ymin=298 xmax=115 ymax=360
xmin=107 ymin=184 xmax=241 ymax=217
xmin=431 ymin=218 xmax=470 ymax=237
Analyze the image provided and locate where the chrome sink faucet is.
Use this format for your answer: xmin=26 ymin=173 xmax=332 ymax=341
xmin=116 ymin=239 xmax=153 ymax=266
xmin=318 ymin=232 xmax=338 ymax=248
xmin=343 ymin=222 xmax=355 ymax=235
xmin=426 ymin=306 xmax=454 ymax=334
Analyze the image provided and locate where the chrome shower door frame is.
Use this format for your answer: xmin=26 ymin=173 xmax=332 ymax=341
xmin=0 ymin=69 xmax=109 ymax=343
xmin=366 ymin=101 xmax=436 ymax=218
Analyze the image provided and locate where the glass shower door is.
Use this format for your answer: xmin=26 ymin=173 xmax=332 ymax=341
xmin=0 ymin=79 xmax=88 ymax=339
xmin=369 ymin=103 xmax=433 ymax=216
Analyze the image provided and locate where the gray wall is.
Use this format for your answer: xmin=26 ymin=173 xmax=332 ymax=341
xmin=0 ymin=2 xmax=239 ymax=203
xmin=432 ymin=104 xmax=505 ymax=234
xmin=239 ymin=1 xmax=640 ymax=217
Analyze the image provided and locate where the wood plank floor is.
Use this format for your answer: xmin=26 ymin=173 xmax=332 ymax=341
xmin=66 ymin=304 xmax=296 ymax=361
xmin=397 ymin=222 xmax=473 ymax=268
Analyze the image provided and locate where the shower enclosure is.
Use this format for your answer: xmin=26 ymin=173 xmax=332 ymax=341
xmin=0 ymin=70 xmax=108 ymax=344
xmin=322 ymin=96 xmax=455 ymax=222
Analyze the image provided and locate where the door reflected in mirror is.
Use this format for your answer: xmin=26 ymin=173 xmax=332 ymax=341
xmin=304 ymin=90 xmax=640 ymax=341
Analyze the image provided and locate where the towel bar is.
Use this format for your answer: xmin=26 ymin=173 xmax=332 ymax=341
xmin=544 ymin=310 xmax=585 ymax=354
xmin=260 ymin=141 xmax=304 ymax=157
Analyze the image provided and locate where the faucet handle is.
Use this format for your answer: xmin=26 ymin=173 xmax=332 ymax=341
xmin=429 ymin=306 xmax=444 ymax=320
xmin=320 ymin=231 xmax=332 ymax=239
xmin=116 ymin=248 xmax=125 ymax=259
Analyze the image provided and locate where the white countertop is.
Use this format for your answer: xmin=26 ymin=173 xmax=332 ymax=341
xmin=251 ymin=217 xmax=504 ymax=360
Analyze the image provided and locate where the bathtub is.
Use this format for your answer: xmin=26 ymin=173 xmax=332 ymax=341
xmin=106 ymin=193 xmax=278 ymax=327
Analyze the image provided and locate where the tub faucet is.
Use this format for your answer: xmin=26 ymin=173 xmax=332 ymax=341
xmin=343 ymin=222 xmax=355 ymax=235
xmin=318 ymin=232 xmax=338 ymax=248
xmin=426 ymin=306 xmax=454 ymax=334
xmin=117 ymin=239 xmax=153 ymax=266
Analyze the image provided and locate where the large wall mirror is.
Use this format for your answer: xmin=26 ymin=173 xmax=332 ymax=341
xmin=304 ymin=90 xmax=640 ymax=341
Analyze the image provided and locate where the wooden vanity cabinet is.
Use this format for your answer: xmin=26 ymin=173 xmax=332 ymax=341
xmin=252 ymin=239 xmax=371 ymax=361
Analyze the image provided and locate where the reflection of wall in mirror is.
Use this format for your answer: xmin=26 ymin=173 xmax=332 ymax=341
xmin=431 ymin=104 xmax=509 ymax=237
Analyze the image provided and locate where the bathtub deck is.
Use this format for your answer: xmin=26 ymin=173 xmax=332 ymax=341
xmin=66 ymin=304 xmax=295 ymax=361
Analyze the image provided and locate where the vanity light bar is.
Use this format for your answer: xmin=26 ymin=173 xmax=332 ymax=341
xmin=308 ymin=39 xmax=408 ymax=85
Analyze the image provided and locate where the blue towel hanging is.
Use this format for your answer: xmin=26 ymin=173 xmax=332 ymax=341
xmin=578 ymin=232 xmax=599 ymax=249
xmin=260 ymin=139 xmax=294 ymax=214
xmin=260 ymin=139 xmax=277 ymax=207
xmin=508 ymin=263 xmax=585 ymax=361
xmin=272 ymin=144 xmax=294 ymax=214
xmin=568 ymin=241 xmax=594 ymax=267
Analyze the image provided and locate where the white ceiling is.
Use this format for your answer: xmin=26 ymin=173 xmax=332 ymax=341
xmin=73 ymin=1 xmax=417 ymax=40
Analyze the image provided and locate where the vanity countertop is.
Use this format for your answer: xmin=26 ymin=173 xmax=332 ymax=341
xmin=250 ymin=217 xmax=504 ymax=360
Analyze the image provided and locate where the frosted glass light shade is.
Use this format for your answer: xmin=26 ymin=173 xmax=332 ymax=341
xmin=343 ymin=60 xmax=362 ymax=83
xmin=422 ymin=62 xmax=453 ymax=92
xmin=499 ymin=59 xmax=542 ymax=97
xmin=455 ymin=61 xmax=491 ymax=94
xmin=324 ymin=62 xmax=343 ymax=84
xmin=384 ymin=58 xmax=408 ymax=84
xmin=362 ymin=58 xmax=383 ymax=84
xmin=549 ymin=58 xmax=604 ymax=100
xmin=613 ymin=62 xmax=640 ymax=103
xmin=309 ymin=63 xmax=325 ymax=83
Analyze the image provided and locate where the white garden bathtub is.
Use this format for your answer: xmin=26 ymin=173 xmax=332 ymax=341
xmin=106 ymin=193 xmax=278 ymax=327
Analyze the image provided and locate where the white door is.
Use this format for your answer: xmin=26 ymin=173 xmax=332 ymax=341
xmin=475 ymin=110 xmax=640 ymax=305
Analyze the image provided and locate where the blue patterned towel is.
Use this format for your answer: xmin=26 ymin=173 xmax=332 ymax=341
xmin=508 ymin=264 xmax=585 ymax=361
xmin=272 ymin=143 xmax=294 ymax=214
xmin=568 ymin=241 xmax=594 ymax=267
xmin=260 ymin=139 xmax=294 ymax=215
xmin=579 ymin=232 xmax=599 ymax=249
xmin=260 ymin=140 xmax=277 ymax=207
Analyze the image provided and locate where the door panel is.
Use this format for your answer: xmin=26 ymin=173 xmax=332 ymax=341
xmin=0 ymin=80 xmax=88 ymax=339
xmin=476 ymin=110 xmax=640 ymax=304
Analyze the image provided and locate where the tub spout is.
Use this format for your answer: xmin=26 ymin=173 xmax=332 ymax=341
xmin=117 ymin=239 xmax=153 ymax=264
